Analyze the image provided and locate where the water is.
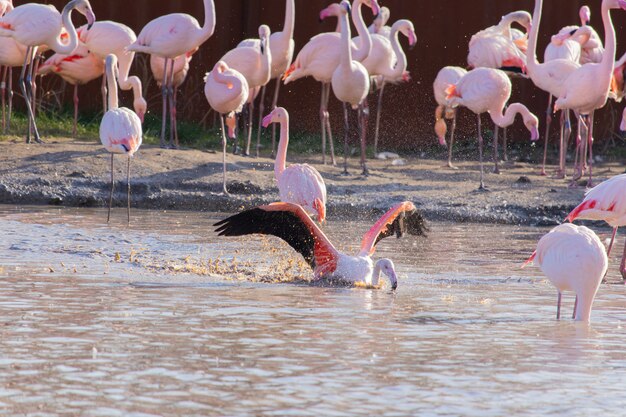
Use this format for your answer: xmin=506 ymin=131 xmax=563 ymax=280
xmin=1 ymin=205 xmax=626 ymax=416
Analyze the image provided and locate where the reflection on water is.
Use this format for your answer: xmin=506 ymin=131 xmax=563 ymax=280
xmin=1 ymin=205 xmax=626 ymax=416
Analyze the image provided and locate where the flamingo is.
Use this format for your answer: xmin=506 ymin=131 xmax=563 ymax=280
xmin=221 ymin=25 xmax=272 ymax=156
xmin=357 ymin=19 xmax=416 ymax=155
xmin=433 ymin=66 xmax=467 ymax=169
xmin=237 ymin=0 xmax=294 ymax=158
xmin=554 ymin=0 xmax=626 ymax=187
xmin=0 ymin=0 xmax=96 ymax=144
xmin=283 ymin=0 xmax=380 ymax=165
xmin=214 ymin=201 xmax=428 ymax=289
xmin=127 ymin=0 xmax=216 ymax=148
xmin=368 ymin=6 xmax=390 ymax=39
xmin=38 ymin=44 xmax=104 ymax=136
xmin=151 ymin=52 xmax=193 ymax=147
xmin=523 ymin=223 xmax=608 ymax=322
xmin=446 ymin=67 xmax=539 ymax=189
xmin=332 ymin=0 xmax=371 ymax=176
xmin=76 ymin=21 xmax=147 ymax=124
xmin=204 ymin=61 xmax=249 ymax=195
xmin=99 ymin=54 xmax=142 ymax=224
xmin=578 ymin=5 xmax=604 ymax=66
xmin=261 ymin=107 xmax=327 ymax=222
xmin=565 ymin=173 xmax=626 ymax=280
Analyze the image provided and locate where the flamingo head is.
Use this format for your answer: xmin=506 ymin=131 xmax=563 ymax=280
xmin=133 ymin=97 xmax=147 ymax=124
xmin=524 ymin=113 xmax=540 ymax=141
xmin=580 ymin=5 xmax=591 ymax=25
xmin=396 ymin=20 xmax=417 ymax=49
xmin=362 ymin=0 xmax=381 ymax=17
xmin=258 ymin=25 xmax=271 ymax=54
xmin=68 ymin=0 xmax=96 ymax=30
xmin=375 ymin=258 xmax=398 ymax=290
xmin=372 ymin=6 xmax=390 ymax=29
xmin=225 ymin=112 xmax=237 ymax=139
xmin=338 ymin=0 xmax=351 ymax=17
xmin=319 ymin=3 xmax=342 ymax=21
xmin=517 ymin=11 xmax=532 ymax=33
xmin=262 ymin=106 xmax=288 ymax=128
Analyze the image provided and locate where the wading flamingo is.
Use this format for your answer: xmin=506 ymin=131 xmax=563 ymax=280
xmin=215 ymin=201 xmax=428 ymax=289
xmin=283 ymin=0 xmax=380 ymax=165
xmin=127 ymin=0 xmax=216 ymax=148
xmin=523 ymin=223 xmax=607 ymax=322
xmin=0 ymin=0 xmax=96 ymax=143
xmin=238 ymin=0 xmax=294 ymax=157
xmin=554 ymin=0 xmax=626 ymax=187
xmin=433 ymin=66 xmax=467 ymax=169
xmin=204 ymin=61 xmax=249 ymax=195
xmin=566 ymin=173 xmax=626 ymax=280
xmin=38 ymin=44 xmax=104 ymax=136
xmin=368 ymin=6 xmax=390 ymax=39
xmin=446 ymin=67 xmax=539 ymax=189
xmin=100 ymin=54 xmax=142 ymax=224
xmin=221 ymin=25 xmax=272 ymax=156
xmin=262 ymin=107 xmax=327 ymax=222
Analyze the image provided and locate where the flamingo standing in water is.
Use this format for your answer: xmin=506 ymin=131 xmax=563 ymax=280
xmin=446 ymin=67 xmax=539 ymax=189
xmin=523 ymin=223 xmax=608 ymax=322
xmin=38 ymin=44 xmax=104 ymax=136
xmin=433 ymin=66 xmax=467 ymax=169
xmin=554 ymin=0 xmax=626 ymax=187
xmin=127 ymin=0 xmax=216 ymax=148
xmin=262 ymin=107 xmax=327 ymax=222
xmin=204 ymin=61 xmax=249 ymax=195
xmin=283 ymin=0 xmax=380 ymax=165
xmin=238 ymin=0 xmax=294 ymax=158
xmin=0 ymin=0 xmax=96 ymax=143
xmin=221 ymin=25 xmax=272 ymax=156
xmin=100 ymin=54 xmax=142 ymax=224
xmin=566 ymin=173 xmax=626 ymax=280
xmin=215 ymin=201 xmax=428 ymax=289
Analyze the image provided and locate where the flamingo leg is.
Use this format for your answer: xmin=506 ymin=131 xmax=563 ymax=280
xmin=270 ymin=79 xmax=281 ymax=159
xmin=172 ymin=87 xmax=179 ymax=147
xmin=7 ymin=66 xmax=13 ymax=132
xmin=219 ymin=114 xmax=230 ymax=195
xmin=255 ymin=84 xmax=266 ymax=158
xmin=359 ymin=104 xmax=369 ymax=176
xmin=477 ymin=114 xmax=486 ymax=190
xmin=31 ymin=54 xmax=40 ymax=118
xmin=572 ymin=295 xmax=578 ymax=320
xmin=20 ymin=46 xmax=41 ymax=144
xmin=621 ymin=236 xmax=626 ymax=281
xmin=107 ymin=153 xmax=114 ymax=223
xmin=342 ymin=102 xmax=349 ymax=175
xmin=541 ymin=95 xmax=553 ymax=176
xmin=493 ymin=124 xmax=500 ymax=174
xmin=245 ymin=99 xmax=255 ymax=156
xmin=73 ymin=84 xmax=78 ymax=137
xmin=127 ymin=156 xmax=131 ymax=225
xmin=1 ymin=65 xmax=6 ymax=133
xmin=447 ymin=109 xmax=457 ymax=169
xmin=556 ymin=291 xmax=562 ymax=320
xmin=555 ymin=110 xmax=570 ymax=179
xmin=586 ymin=112 xmax=594 ymax=187
xmin=324 ymin=82 xmax=336 ymax=165
xmin=373 ymin=79 xmax=386 ymax=156
xmin=502 ymin=127 xmax=508 ymax=162
xmin=167 ymin=59 xmax=176 ymax=148
xmin=160 ymin=57 xmax=169 ymax=148
xmin=320 ymin=83 xmax=328 ymax=164
xmin=571 ymin=115 xmax=586 ymax=184
xmin=101 ymin=74 xmax=108 ymax=113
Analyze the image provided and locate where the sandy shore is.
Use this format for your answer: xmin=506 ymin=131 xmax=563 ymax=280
xmin=1 ymin=138 xmax=622 ymax=225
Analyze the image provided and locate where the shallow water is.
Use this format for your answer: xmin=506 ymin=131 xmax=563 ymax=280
xmin=1 ymin=205 xmax=626 ymax=416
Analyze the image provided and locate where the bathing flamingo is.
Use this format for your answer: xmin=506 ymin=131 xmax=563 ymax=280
xmin=262 ymin=107 xmax=327 ymax=222
xmin=523 ymin=223 xmax=607 ymax=322
xmin=566 ymin=173 xmax=626 ymax=280
xmin=446 ymin=67 xmax=539 ymax=189
xmin=283 ymin=0 xmax=380 ymax=165
xmin=0 ymin=0 xmax=96 ymax=143
xmin=215 ymin=201 xmax=428 ymax=289
xmin=127 ymin=0 xmax=216 ymax=148
xmin=433 ymin=66 xmax=467 ymax=169
xmin=204 ymin=61 xmax=249 ymax=195
xmin=100 ymin=54 xmax=142 ymax=224
xmin=38 ymin=44 xmax=104 ymax=136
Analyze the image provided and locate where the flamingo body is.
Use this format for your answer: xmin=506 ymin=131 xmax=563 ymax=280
xmin=204 ymin=61 xmax=249 ymax=116
xmin=38 ymin=44 xmax=103 ymax=85
xmin=221 ymin=25 xmax=272 ymax=91
xmin=100 ymin=107 xmax=142 ymax=155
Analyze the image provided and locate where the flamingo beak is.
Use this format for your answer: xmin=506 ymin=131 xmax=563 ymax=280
xmin=438 ymin=136 xmax=446 ymax=146
xmin=408 ymin=30 xmax=417 ymax=50
xmin=530 ymin=126 xmax=540 ymax=141
xmin=620 ymin=0 xmax=626 ymax=11
xmin=369 ymin=0 xmax=381 ymax=18
xmin=319 ymin=8 xmax=331 ymax=22
xmin=138 ymin=111 xmax=145 ymax=124
xmin=521 ymin=251 xmax=536 ymax=268
xmin=262 ymin=114 xmax=273 ymax=128
xmin=86 ymin=9 xmax=96 ymax=30
xmin=389 ymin=270 xmax=398 ymax=290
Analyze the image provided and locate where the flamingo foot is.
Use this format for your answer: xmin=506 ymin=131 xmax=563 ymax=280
xmin=443 ymin=163 xmax=458 ymax=170
xmin=539 ymin=169 xmax=547 ymax=176
xmin=474 ymin=184 xmax=490 ymax=193
xmin=362 ymin=167 xmax=370 ymax=176
xmin=341 ymin=168 xmax=350 ymax=176
xmin=492 ymin=167 xmax=501 ymax=175
xmin=552 ymin=170 xmax=565 ymax=180
xmin=586 ymin=179 xmax=594 ymax=188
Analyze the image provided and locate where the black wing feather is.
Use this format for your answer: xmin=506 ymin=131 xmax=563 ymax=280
xmin=373 ymin=209 xmax=429 ymax=247
xmin=214 ymin=208 xmax=316 ymax=269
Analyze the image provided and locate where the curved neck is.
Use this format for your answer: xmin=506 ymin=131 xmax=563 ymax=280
xmin=106 ymin=62 xmax=118 ymax=111
xmin=213 ymin=67 xmax=244 ymax=104
xmin=116 ymin=51 xmax=134 ymax=89
xmin=352 ymin=0 xmax=372 ymax=62
xmin=527 ymin=0 xmax=543 ymax=73
xmin=283 ymin=0 xmax=295 ymax=39
xmin=372 ymin=263 xmax=382 ymax=287
xmin=388 ymin=25 xmax=407 ymax=78
xmin=199 ymin=0 xmax=216 ymax=43
xmin=599 ymin=1 xmax=616 ymax=74
xmin=489 ymin=102 xmax=528 ymax=127
xmin=274 ymin=116 xmax=289 ymax=177
xmin=51 ymin=6 xmax=79 ymax=54
xmin=339 ymin=11 xmax=352 ymax=69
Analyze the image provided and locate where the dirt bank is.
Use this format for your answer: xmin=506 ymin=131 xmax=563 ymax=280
xmin=1 ymin=138 xmax=622 ymax=225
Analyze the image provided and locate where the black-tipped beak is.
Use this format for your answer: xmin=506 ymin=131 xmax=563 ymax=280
xmin=121 ymin=144 xmax=129 ymax=152
xmin=569 ymin=29 xmax=576 ymax=36
xmin=260 ymin=43 xmax=265 ymax=55
xmin=391 ymin=282 xmax=397 ymax=291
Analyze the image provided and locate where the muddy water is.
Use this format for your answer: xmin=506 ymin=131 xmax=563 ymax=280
xmin=1 ymin=206 xmax=626 ymax=416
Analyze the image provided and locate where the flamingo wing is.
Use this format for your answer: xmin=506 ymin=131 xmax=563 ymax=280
xmin=359 ymin=201 xmax=428 ymax=257
xmin=214 ymin=203 xmax=339 ymax=272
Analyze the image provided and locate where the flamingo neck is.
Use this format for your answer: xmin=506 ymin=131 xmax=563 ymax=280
xmin=50 ymin=5 xmax=79 ymax=54
xmin=574 ymin=290 xmax=597 ymax=322
xmin=106 ymin=60 xmax=118 ymax=111
xmin=372 ymin=262 xmax=382 ymax=287
xmin=282 ymin=0 xmax=295 ymax=40
xmin=199 ymin=0 xmax=216 ymax=43
xmin=489 ymin=102 xmax=528 ymax=128
xmin=352 ymin=0 xmax=372 ymax=62
xmin=388 ymin=23 xmax=408 ymax=79
xmin=213 ymin=67 xmax=244 ymax=103
xmin=339 ymin=10 xmax=353 ymax=70
xmin=274 ymin=115 xmax=289 ymax=178
xmin=527 ymin=0 xmax=543 ymax=74
xmin=116 ymin=51 xmax=134 ymax=89
xmin=599 ymin=0 xmax=616 ymax=77
xmin=261 ymin=36 xmax=271 ymax=77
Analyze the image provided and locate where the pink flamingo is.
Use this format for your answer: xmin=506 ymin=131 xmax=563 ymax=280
xmin=368 ymin=6 xmax=390 ymax=39
xmin=100 ymin=54 xmax=143 ymax=224
xmin=446 ymin=67 xmax=539 ymax=189
xmin=554 ymin=0 xmax=626 ymax=187
xmin=262 ymin=107 xmax=327 ymax=222
xmin=566 ymin=173 xmax=626 ymax=280
xmin=283 ymin=0 xmax=380 ymax=165
xmin=38 ymin=44 xmax=104 ymax=136
xmin=215 ymin=201 xmax=427 ymax=289
xmin=221 ymin=25 xmax=272 ymax=156
xmin=433 ymin=66 xmax=467 ymax=169
xmin=523 ymin=223 xmax=608 ymax=322
xmin=204 ymin=61 xmax=249 ymax=195
xmin=127 ymin=0 xmax=216 ymax=148
xmin=0 ymin=0 xmax=96 ymax=144
xmin=357 ymin=19 xmax=416 ymax=155
xmin=578 ymin=6 xmax=604 ymax=65
xmin=151 ymin=51 xmax=193 ymax=147
xmin=238 ymin=0 xmax=294 ymax=158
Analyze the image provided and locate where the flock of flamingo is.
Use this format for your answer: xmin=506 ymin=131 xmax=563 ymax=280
xmin=0 ymin=0 xmax=625 ymax=322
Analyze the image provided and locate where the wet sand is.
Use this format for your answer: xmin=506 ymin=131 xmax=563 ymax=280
xmin=1 ymin=138 xmax=622 ymax=225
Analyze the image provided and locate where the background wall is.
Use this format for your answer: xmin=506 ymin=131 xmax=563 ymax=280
xmin=35 ymin=0 xmax=626 ymax=151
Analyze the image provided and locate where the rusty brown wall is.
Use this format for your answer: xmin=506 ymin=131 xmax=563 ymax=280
xmin=36 ymin=0 xmax=626 ymax=150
